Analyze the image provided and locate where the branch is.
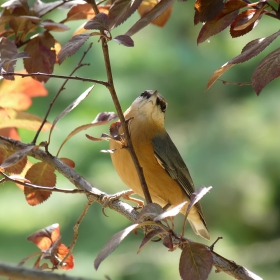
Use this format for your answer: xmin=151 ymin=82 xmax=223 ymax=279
xmin=1 ymin=72 xmax=109 ymax=87
xmin=0 ymin=262 xmax=92 ymax=280
xmin=88 ymin=0 xmax=152 ymax=204
xmin=0 ymin=136 xmax=262 ymax=280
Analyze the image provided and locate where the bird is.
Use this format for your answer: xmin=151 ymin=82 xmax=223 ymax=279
xmin=109 ymin=90 xmax=210 ymax=240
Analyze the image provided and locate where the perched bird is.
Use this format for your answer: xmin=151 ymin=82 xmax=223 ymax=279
xmin=110 ymin=90 xmax=210 ymax=240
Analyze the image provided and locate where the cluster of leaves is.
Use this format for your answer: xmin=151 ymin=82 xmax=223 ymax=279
xmin=22 ymin=223 xmax=74 ymax=270
xmin=194 ymin=0 xmax=280 ymax=95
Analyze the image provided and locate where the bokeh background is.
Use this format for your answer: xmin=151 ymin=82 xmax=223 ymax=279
xmin=1 ymin=1 xmax=280 ymax=279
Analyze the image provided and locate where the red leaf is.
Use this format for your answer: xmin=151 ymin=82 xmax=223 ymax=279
xmin=179 ymin=242 xmax=213 ymax=280
xmin=252 ymin=47 xmax=280 ymax=95
xmin=58 ymin=33 xmax=91 ymax=64
xmin=27 ymin=223 xmax=60 ymax=251
xmin=94 ymin=224 xmax=138 ymax=270
xmin=194 ymin=0 xmax=224 ymax=24
xmin=53 ymin=244 xmax=74 ymax=270
xmin=24 ymin=32 xmax=56 ymax=82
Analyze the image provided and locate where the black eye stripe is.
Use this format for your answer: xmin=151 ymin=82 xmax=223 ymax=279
xmin=140 ymin=90 xmax=167 ymax=113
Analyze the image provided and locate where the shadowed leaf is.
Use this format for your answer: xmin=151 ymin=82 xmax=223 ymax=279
xmin=24 ymin=162 xmax=56 ymax=205
xmin=113 ymin=35 xmax=134 ymax=47
xmin=32 ymin=0 xmax=64 ymax=17
xmin=125 ymin=0 xmax=175 ymax=37
xmin=40 ymin=20 xmax=70 ymax=32
xmin=252 ymin=48 xmax=280 ymax=95
xmin=0 ymin=145 xmax=33 ymax=170
xmin=137 ymin=228 xmax=165 ymax=253
xmin=94 ymin=224 xmax=139 ymax=270
xmin=194 ymin=0 xmax=224 ymax=24
xmin=179 ymin=242 xmax=213 ymax=280
xmin=58 ymin=33 xmax=91 ymax=64
xmin=84 ymin=12 xmax=110 ymax=31
xmin=24 ymin=32 xmax=56 ymax=82
xmin=137 ymin=203 xmax=164 ymax=222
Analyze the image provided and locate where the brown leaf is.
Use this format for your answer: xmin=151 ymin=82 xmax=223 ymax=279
xmin=0 ymin=127 xmax=20 ymax=140
xmin=40 ymin=20 xmax=70 ymax=32
xmin=138 ymin=0 xmax=172 ymax=27
xmin=179 ymin=242 xmax=213 ymax=280
xmin=63 ymin=3 xmax=96 ymax=22
xmin=53 ymin=244 xmax=74 ymax=270
xmin=27 ymin=223 xmax=60 ymax=251
xmin=59 ymin=157 xmax=75 ymax=168
xmin=58 ymin=33 xmax=91 ymax=64
xmin=252 ymin=47 xmax=280 ymax=95
xmin=24 ymin=32 xmax=56 ymax=82
xmin=125 ymin=0 xmax=175 ymax=36
xmin=32 ymin=0 xmax=64 ymax=17
xmin=24 ymin=162 xmax=56 ymax=205
xmin=197 ymin=0 xmax=247 ymax=44
xmin=194 ymin=0 xmax=224 ymax=24
xmin=0 ymin=108 xmax=52 ymax=131
xmin=94 ymin=224 xmax=139 ymax=270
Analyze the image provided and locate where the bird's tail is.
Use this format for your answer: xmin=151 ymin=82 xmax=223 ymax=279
xmin=188 ymin=218 xmax=210 ymax=240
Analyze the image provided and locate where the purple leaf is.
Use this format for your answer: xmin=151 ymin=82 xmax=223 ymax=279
xmin=94 ymin=224 xmax=138 ymax=270
xmin=84 ymin=13 xmax=110 ymax=31
xmin=252 ymin=47 xmax=280 ymax=95
xmin=179 ymin=242 xmax=213 ymax=280
xmin=109 ymin=0 xmax=143 ymax=29
xmin=113 ymin=35 xmax=134 ymax=47
xmin=125 ymin=0 xmax=175 ymax=37
xmin=58 ymin=33 xmax=91 ymax=64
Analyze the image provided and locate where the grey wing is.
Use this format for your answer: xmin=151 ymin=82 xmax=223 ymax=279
xmin=152 ymin=132 xmax=204 ymax=215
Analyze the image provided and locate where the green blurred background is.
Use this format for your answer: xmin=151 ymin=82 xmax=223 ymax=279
xmin=1 ymin=1 xmax=280 ymax=279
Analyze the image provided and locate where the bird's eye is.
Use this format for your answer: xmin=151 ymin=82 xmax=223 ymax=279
xmin=140 ymin=90 xmax=152 ymax=99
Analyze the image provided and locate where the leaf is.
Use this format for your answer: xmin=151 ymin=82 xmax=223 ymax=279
xmin=252 ymin=48 xmax=280 ymax=95
xmin=185 ymin=186 xmax=212 ymax=215
xmin=24 ymin=32 xmax=56 ymax=82
xmin=49 ymin=85 xmax=94 ymax=143
xmin=197 ymin=0 xmax=247 ymax=44
xmin=0 ymin=145 xmax=33 ymax=170
xmin=24 ymin=162 xmax=56 ymax=205
xmin=125 ymin=0 xmax=175 ymax=37
xmin=230 ymin=8 xmax=263 ymax=38
xmin=94 ymin=224 xmax=139 ymax=270
xmin=58 ymin=33 xmax=91 ymax=64
xmin=84 ymin=12 xmax=110 ymax=31
xmin=40 ymin=20 xmax=70 ymax=32
xmin=137 ymin=228 xmax=165 ymax=254
xmin=137 ymin=203 xmax=164 ymax=223
xmin=53 ymin=244 xmax=74 ymax=270
xmin=59 ymin=157 xmax=75 ymax=168
xmin=179 ymin=242 xmax=213 ymax=280
xmin=0 ymin=71 xmax=48 ymax=110
xmin=194 ymin=0 xmax=224 ymax=24
xmin=0 ymin=108 xmax=52 ymax=131
xmin=57 ymin=111 xmax=117 ymax=155
xmin=0 ymin=127 xmax=20 ymax=140
xmin=32 ymin=0 xmax=64 ymax=17
xmin=63 ymin=3 xmax=96 ymax=22
xmin=113 ymin=35 xmax=134 ymax=47
xmin=109 ymin=0 xmax=143 ymax=29
xmin=138 ymin=0 xmax=173 ymax=27
xmin=206 ymin=30 xmax=280 ymax=90
xmin=27 ymin=223 xmax=60 ymax=251
xmin=154 ymin=201 xmax=187 ymax=221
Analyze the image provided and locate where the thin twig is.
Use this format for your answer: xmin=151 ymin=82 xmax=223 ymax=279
xmin=1 ymin=72 xmax=109 ymax=86
xmin=59 ymin=199 xmax=94 ymax=267
xmin=88 ymin=0 xmax=152 ymax=204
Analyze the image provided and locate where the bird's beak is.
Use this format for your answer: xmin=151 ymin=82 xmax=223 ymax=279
xmin=152 ymin=90 xmax=158 ymax=98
